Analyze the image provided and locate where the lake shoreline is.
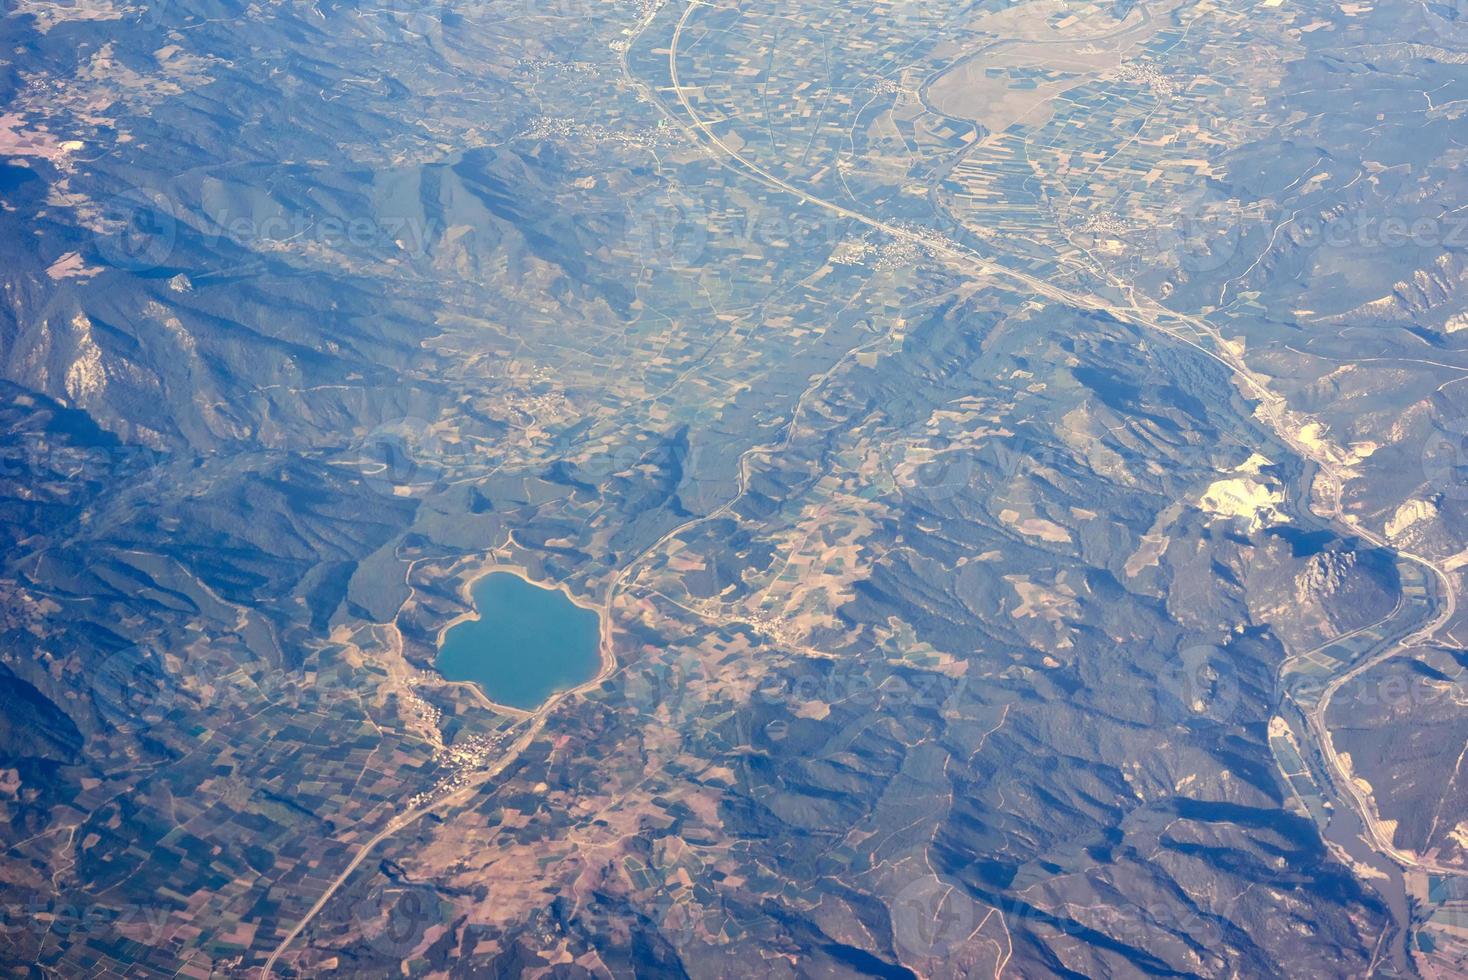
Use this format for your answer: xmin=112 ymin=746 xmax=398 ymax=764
xmin=433 ymin=565 xmax=606 ymax=714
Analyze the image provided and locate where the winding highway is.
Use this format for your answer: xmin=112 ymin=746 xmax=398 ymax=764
xmin=655 ymin=0 xmax=1468 ymax=915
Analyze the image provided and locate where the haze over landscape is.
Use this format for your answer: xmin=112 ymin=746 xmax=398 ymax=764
xmin=3 ymin=0 xmax=1468 ymax=976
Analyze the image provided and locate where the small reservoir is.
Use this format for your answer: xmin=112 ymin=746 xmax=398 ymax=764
xmin=435 ymin=572 xmax=602 ymax=711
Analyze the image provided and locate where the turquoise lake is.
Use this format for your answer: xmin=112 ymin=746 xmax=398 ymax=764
xmin=435 ymin=572 xmax=602 ymax=710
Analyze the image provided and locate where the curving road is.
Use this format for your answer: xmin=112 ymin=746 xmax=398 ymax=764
xmin=657 ymin=0 xmax=1467 ymax=890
